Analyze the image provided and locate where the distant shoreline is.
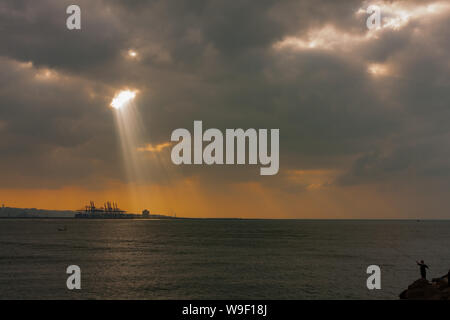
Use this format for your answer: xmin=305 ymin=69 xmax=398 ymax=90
xmin=1 ymin=206 xmax=449 ymax=221
xmin=1 ymin=216 xmax=449 ymax=221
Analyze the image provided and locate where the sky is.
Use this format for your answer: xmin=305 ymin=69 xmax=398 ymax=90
xmin=0 ymin=0 xmax=449 ymax=219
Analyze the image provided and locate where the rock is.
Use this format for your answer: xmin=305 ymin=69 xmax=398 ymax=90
xmin=400 ymin=278 xmax=450 ymax=300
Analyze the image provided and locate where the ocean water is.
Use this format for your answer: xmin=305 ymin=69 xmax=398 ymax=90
xmin=0 ymin=219 xmax=449 ymax=300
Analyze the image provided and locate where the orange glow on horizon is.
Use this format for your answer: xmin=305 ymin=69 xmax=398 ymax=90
xmin=0 ymin=176 xmax=436 ymax=219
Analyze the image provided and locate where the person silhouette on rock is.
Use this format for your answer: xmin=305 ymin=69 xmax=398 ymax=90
xmin=416 ymin=260 xmax=429 ymax=280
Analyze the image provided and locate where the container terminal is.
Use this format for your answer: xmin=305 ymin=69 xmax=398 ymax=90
xmin=75 ymin=201 xmax=174 ymax=219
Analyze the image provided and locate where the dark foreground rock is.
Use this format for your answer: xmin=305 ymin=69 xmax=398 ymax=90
xmin=400 ymin=278 xmax=450 ymax=300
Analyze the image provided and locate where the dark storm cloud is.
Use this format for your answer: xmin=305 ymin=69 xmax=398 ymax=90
xmin=0 ymin=0 xmax=449 ymax=197
xmin=0 ymin=57 xmax=122 ymax=188
xmin=0 ymin=0 xmax=126 ymax=71
xmin=334 ymin=9 xmax=450 ymax=186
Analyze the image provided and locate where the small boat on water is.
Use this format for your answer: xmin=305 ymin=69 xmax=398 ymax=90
xmin=57 ymin=226 xmax=67 ymax=231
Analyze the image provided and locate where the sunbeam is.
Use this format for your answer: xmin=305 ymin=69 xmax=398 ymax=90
xmin=111 ymin=89 xmax=150 ymax=210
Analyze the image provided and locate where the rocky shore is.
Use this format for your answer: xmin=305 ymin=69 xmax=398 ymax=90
xmin=400 ymin=277 xmax=450 ymax=300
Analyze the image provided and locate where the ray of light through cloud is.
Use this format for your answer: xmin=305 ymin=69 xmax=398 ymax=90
xmin=111 ymin=89 xmax=150 ymax=210
xmin=110 ymin=89 xmax=187 ymax=214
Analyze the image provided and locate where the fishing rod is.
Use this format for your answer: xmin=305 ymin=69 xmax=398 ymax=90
xmin=390 ymin=245 xmax=418 ymax=263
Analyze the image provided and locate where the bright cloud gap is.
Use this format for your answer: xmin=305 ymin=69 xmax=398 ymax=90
xmin=110 ymin=90 xmax=137 ymax=109
xmin=274 ymin=1 xmax=450 ymax=52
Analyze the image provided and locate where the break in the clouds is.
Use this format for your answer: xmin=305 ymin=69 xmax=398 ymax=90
xmin=0 ymin=0 xmax=449 ymax=218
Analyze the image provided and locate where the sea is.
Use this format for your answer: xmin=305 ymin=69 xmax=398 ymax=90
xmin=0 ymin=219 xmax=449 ymax=300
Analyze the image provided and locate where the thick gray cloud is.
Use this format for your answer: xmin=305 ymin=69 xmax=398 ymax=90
xmin=0 ymin=0 xmax=449 ymax=216
xmin=0 ymin=0 xmax=126 ymax=71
